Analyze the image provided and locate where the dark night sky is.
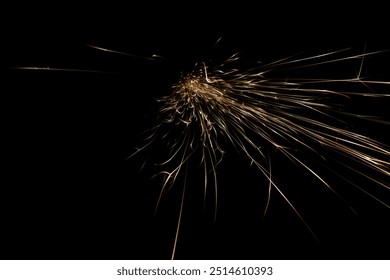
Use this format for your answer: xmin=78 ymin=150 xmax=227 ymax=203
xmin=2 ymin=3 xmax=389 ymax=259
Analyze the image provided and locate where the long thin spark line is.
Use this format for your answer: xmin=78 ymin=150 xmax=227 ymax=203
xmin=262 ymin=152 xmax=272 ymax=218
xmin=250 ymin=157 xmax=318 ymax=240
xmin=12 ymin=66 xmax=110 ymax=73
xmin=155 ymin=134 xmax=194 ymax=212
xmin=357 ymin=43 xmax=367 ymax=80
xmin=171 ymin=162 xmax=188 ymax=260
xmin=270 ymin=178 xmax=319 ymax=241
xmin=86 ymin=44 xmax=166 ymax=61
xmin=295 ymin=78 xmax=390 ymax=86
xmin=332 ymin=160 xmax=389 ymax=207
xmin=266 ymin=50 xmax=388 ymax=72
xmin=260 ymin=48 xmax=352 ymax=69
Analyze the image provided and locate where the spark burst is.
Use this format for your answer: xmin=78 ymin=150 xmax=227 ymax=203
xmin=14 ymin=42 xmax=389 ymax=259
xmin=132 ymin=48 xmax=390 ymax=259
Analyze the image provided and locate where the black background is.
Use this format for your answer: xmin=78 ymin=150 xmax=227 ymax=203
xmin=2 ymin=3 xmax=389 ymax=259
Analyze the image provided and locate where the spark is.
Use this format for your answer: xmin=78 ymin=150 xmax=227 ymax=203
xmin=12 ymin=66 xmax=109 ymax=73
xmin=132 ymin=48 xmax=390 ymax=258
xmin=14 ymin=41 xmax=390 ymax=258
xmin=86 ymin=44 xmax=167 ymax=62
